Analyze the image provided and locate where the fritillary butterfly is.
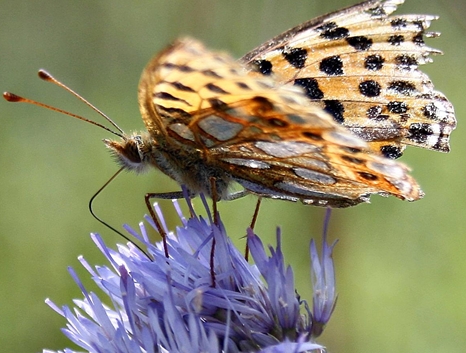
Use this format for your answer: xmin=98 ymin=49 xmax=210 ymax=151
xmin=107 ymin=0 xmax=455 ymax=207
xmin=4 ymin=0 xmax=455 ymax=210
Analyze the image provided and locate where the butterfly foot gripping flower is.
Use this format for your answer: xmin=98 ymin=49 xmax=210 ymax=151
xmin=44 ymin=195 xmax=337 ymax=353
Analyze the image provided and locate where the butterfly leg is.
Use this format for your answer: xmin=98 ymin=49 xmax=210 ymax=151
xmin=224 ymin=189 xmax=262 ymax=260
xmin=244 ymin=197 xmax=262 ymax=261
xmin=144 ymin=190 xmax=187 ymax=258
xmin=209 ymin=177 xmax=220 ymax=287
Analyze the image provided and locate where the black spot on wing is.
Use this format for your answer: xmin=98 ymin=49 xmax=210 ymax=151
xmin=364 ymin=55 xmax=384 ymax=71
xmin=413 ymin=33 xmax=425 ymax=46
xmin=202 ymin=70 xmax=222 ymax=78
xmin=370 ymin=3 xmax=387 ymax=16
xmin=358 ymin=172 xmax=378 ymax=181
xmin=422 ymin=103 xmax=438 ymax=119
xmin=367 ymin=106 xmax=386 ymax=120
xmin=324 ymin=100 xmax=345 ymax=123
xmin=359 ymin=80 xmax=381 ymax=97
xmin=381 ymin=145 xmax=403 ymax=159
xmin=154 ymin=92 xmax=191 ymax=106
xmin=366 ymin=106 xmax=379 ymax=119
xmin=319 ymin=56 xmax=344 ymax=76
xmin=391 ymin=18 xmax=407 ymax=29
xmin=341 ymin=155 xmax=364 ymax=165
xmin=302 ymin=131 xmax=323 ymax=141
xmin=317 ymin=22 xmax=350 ymax=40
xmin=170 ymin=81 xmax=195 ymax=92
xmin=282 ymin=47 xmax=308 ymax=69
xmin=205 ymin=83 xmax=229 ymax=94
xmin=163 ymin=63 xmax=194 ymax=72
xmin=388 ymin=35 xmax=404 ymax=46
xmin=252 ymin=60 xmax=273 ymax=75
xmin=387 ymin=101 xmax=408 ymax=114
xmin=395 ymin=54 xmax=418 ymax=71
xmin=388 ymin=81 xmax=416 ymax=96
xmin=346 ymin=36 xmax=372 ymax=51
xmin=208 ymin=98 xmax=228 ymax=110
xmin=412 ymin=20 xmax=425 ymax=30
xmin=408 ymin=123 xmax=433 ymax=144
xmin=155 ymin=105 xmax=191 ymax=119
xmin=236 ymin=82 xmax=251 ymax=90
xmin=294 ymin=78 xmax=324 ymax=100
xmin=251 ymin=96 xmax=275 ymax=112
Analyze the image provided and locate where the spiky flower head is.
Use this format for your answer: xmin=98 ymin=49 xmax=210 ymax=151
xmin=44 ymin=196 xmax=337 ymax=353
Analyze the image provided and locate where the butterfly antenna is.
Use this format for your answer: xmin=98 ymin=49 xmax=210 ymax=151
xmin=37 ymin=70 xmax=124 ymax=134
xmin=3 ymin=70 xmax=125 ymax=138
xmin=89 ymin=167 xmax=151 ymax=259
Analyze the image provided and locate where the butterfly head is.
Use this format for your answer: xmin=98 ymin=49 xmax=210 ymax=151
xmin=104 ymin=133 xmax=154 ymax=174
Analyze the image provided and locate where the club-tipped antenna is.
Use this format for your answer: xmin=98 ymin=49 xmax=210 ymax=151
xmin=4 ymin=70 xmax=150 ymax=257
xmin=89 ymin=167 xmax=151 ymax=260
xmin=3 ymin=69 xmax=125 ymax=138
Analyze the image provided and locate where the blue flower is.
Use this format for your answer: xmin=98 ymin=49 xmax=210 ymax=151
xmin=309 ymin=208 xmax=338 ymax=337
xmin=43 ymin=195 xmax=337 ymax=353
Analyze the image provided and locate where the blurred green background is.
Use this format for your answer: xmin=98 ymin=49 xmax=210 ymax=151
xmin=1 ymin=0 xmax=465 ymax=352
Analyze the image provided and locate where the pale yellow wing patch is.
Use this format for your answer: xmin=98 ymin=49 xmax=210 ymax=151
xmin=241 ymin=0 xmax=456 ymax=159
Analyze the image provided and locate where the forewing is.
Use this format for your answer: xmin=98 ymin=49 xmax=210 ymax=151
xmin=138 ymin=38 xmax=343 ymax=145
xmin=240 ymin=0 xmax=456 ymax=159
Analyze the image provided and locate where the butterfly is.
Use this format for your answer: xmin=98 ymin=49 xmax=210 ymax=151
xmin=105 ymin=0 xmax=456 ymax=208
xmin=4 ymin=0 xmax=455 ymax=210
